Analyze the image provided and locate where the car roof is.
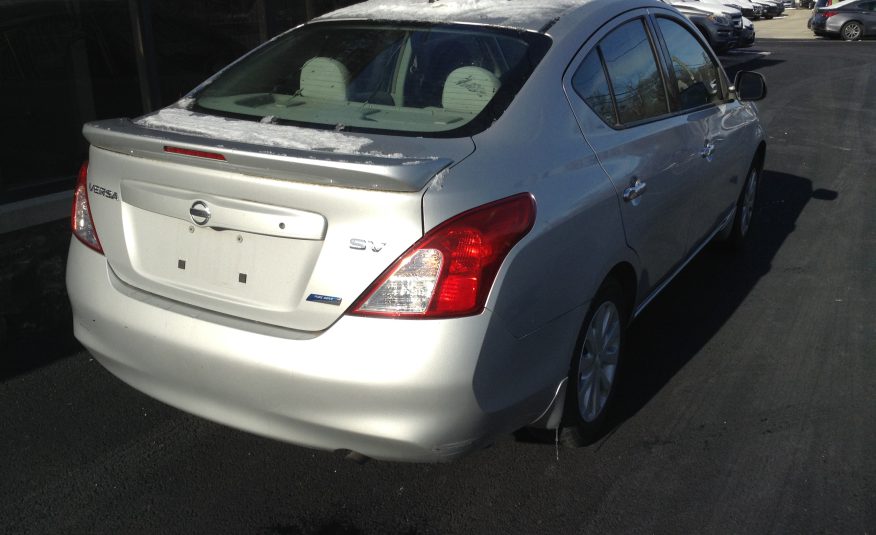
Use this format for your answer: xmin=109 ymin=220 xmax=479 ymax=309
xmin=316 ymin=0 xmax=598 ymax=32
xmin=825 ymin=0 xmax=861 ymax=8
xmin=315 ymin=0 xmax=685 ymax=54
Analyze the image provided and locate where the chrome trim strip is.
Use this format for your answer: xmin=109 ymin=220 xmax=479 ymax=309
xmin=633 ymin=208 xmax=734 ymax=319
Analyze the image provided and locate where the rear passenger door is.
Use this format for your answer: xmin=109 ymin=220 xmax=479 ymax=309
xmin=564 ymin=12 xmax=703 ymax=295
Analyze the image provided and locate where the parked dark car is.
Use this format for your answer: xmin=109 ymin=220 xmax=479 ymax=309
xmin=738 ymin=16 xmax=756 ymax=46
xmin=811 ymin=0 xmax=876 ymax=39
xmin=754 ymin=0 xmax=781 ymax=18
xmin=808 ymin=0 xmax=830 ymax=26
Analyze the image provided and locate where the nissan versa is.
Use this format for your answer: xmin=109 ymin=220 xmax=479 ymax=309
xmin=67 ymin=0 xmax=767 ymax=462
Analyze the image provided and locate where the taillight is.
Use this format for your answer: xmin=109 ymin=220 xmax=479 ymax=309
xmin=349 ymin=193 xmax=536 ymax=319
xmin=71 ymin=161 xmax=104 ymax=254
xmin=823 ymin=10 xmax=837 ymax=17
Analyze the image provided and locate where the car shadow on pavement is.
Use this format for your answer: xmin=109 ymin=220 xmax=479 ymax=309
xmin=720 ymin=54 xmax=785 ymax=79
xmin=609 ymin=171 xmax=836 ymax=437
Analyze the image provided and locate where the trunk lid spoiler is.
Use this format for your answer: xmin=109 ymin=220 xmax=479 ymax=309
xmin=84 ymin=117 xmax=466 ymax=193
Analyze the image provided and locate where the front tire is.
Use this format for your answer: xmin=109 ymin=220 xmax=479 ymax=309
xmin=841 ymin=21 xmax=863 ymax=41
xmin=727 ymin=164 xmax=761 ymax=248
xmin=559 ymin=278 xmax=627 ymax=447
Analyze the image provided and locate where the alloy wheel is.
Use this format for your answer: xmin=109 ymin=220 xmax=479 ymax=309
xmin=739 ymin=168 xmax=758 ymax=237
xmin=842 ymin=22 xmax=862 ymax=41
xmin=577 ymin=301 xmax=621 ymax=422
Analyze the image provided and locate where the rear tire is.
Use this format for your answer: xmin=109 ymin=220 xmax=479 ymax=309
xmin=841 ymin=21 xmax=863 ymax=41
xmin=559 ymin=278 xmax=627 ymax=447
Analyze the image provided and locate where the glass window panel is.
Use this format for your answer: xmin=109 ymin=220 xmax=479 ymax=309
xmin=656 ymin=17 xmax=724 ymax=111
xmin=599 ymin=19 xmax=669 ymax=125
xmin=195 ymin=23 xmax=550 ymax=135
xmin=572 ymin=50 xmax=615 ymax=125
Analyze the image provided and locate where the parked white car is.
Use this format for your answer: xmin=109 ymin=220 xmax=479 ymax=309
xmin=68 ymin=0 xmax=767 ymax=462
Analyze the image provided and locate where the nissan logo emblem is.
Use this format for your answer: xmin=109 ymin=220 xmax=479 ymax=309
xmin=190 ymin=200 xmax=211 ymax=226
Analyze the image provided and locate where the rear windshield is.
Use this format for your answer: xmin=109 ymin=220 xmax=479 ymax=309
xmin=193 ymin=22 xmax=551 ymax=137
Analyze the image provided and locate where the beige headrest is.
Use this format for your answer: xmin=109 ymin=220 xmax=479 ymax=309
xmin=442 ymin=66 xmax=501 ymax=114
xmin=300 ymin=57 xmax=350 ymax=101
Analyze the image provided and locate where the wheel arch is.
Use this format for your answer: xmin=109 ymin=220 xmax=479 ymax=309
xmin=753 ymin=141 xmax=766 ymax=171
xmin=526 ymin=261 xmax=637 ymax=431
xmin=605 ymin=261 xmax=637 ymax=326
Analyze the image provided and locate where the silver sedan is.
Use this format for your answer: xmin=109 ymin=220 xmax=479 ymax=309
xmin=67 ymin=0 xmax=767 ymax=462
xmin=811 ymin=0 xmax=876 ymax=40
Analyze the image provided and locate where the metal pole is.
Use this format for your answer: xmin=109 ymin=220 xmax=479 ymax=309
xmin=128 ymin=0 xmax=161 ymax=113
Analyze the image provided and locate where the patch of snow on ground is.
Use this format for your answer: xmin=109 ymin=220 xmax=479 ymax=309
xmin=319 ymin=0 xmax=587 ymax=29
xmin=137 ymin=108 xmax=380 ymax=156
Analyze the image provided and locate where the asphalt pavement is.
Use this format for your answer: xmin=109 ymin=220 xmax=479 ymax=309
xmin=1 ymin=40 xmax=875 ymax=534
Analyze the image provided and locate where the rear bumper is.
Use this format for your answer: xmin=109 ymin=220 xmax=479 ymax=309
xmin=67 ymin=239 xmax=564 ymax=462
xmin=811 ymin=19 xmax=838 ymax=35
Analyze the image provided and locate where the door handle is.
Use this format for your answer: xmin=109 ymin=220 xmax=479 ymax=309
xmin=623 ymin=177 xmax=647 ymax=202
xmin=701 ymin=141 xmax=715 ymax=159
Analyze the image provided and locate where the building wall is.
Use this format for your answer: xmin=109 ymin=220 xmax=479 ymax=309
xmin=0 ymin=0 xmax=359 ymax=213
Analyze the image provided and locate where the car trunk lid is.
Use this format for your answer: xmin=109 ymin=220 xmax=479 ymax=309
xmin=83 ymin=118 xmax=474 ymax=332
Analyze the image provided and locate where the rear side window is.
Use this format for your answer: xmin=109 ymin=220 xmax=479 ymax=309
xmin=571 ymin=51 xmax=615 ymax=125
xmin=656 ymin=17 xmax=724 ymax=110
xmin=572 ymin=18 xmax=669 ymax=126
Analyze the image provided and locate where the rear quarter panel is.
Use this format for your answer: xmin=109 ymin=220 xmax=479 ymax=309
xmin=422 ymin=56 xmax=633 ymax=342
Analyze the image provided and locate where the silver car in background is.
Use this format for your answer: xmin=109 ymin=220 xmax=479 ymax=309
xmin=810 ymin=0 xmax=876 ymax=40
xmin=68 ymin=0 xmax=767 ymax=462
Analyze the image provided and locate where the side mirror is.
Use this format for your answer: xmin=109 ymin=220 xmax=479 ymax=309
xmin=733 ymin=71 xmax=767 ymax=101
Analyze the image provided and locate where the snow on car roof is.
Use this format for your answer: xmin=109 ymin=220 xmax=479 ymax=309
xmin=317 ymin=0 xmax=591 ymax=32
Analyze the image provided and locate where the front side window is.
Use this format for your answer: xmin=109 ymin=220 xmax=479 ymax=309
xmin=656 ymin=17 xmax=724 ymax=110
xmin=193 ymin=22 xmax=550 ymax=136
xmin=598 ymin=19 xmax=669 ymax=125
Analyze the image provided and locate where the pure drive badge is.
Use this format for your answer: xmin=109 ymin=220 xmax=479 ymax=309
xmin=307 ymin=294 xmax=342 ymax=306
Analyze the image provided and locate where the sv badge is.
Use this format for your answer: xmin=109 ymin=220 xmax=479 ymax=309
xmin=349 ymin=239 xmax=386 ymax=253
